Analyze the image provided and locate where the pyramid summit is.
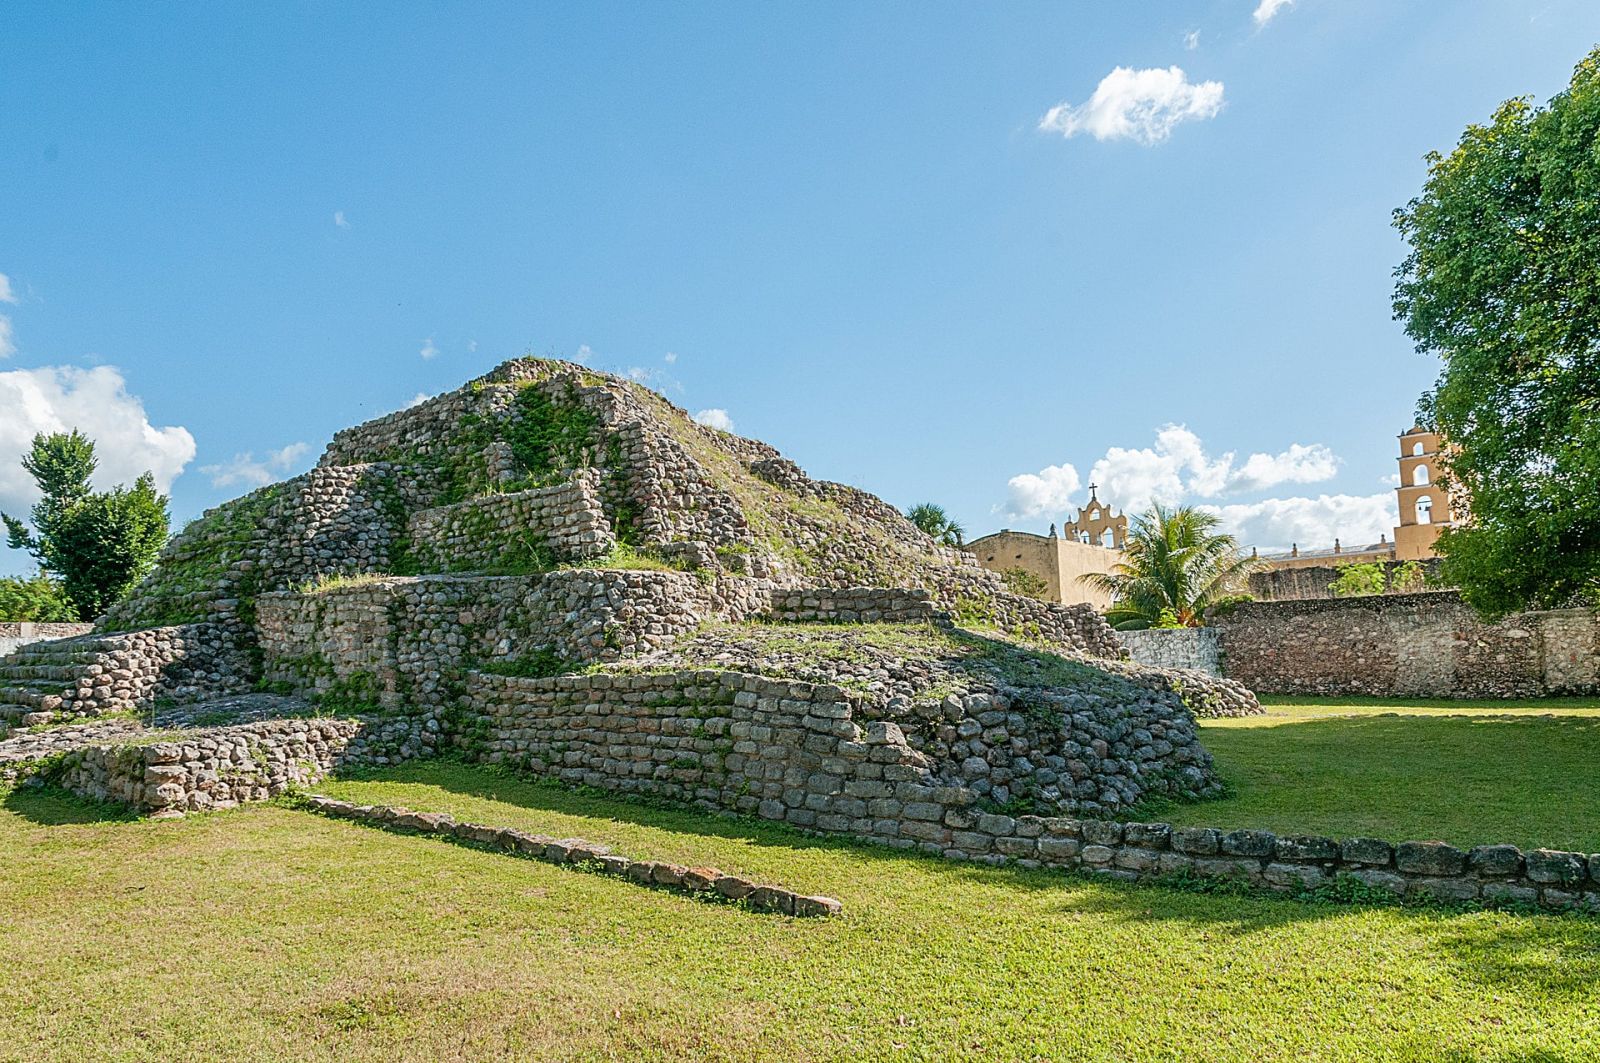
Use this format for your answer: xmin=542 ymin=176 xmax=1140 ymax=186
xmin=0 ymin=357 xmax=1254 ymax=829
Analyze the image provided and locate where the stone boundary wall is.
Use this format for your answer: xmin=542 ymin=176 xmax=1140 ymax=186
xmin=935 ymin=817 xmax=1600 ymax=914
xmin=0 ymin=623 xmax=94 ymax=657
xmin=766 ymin=588 xmax=935 ymax=624
xmin=302 ymin=796 xmax=843 ymax=916
xmin=405 ymin=472 xmax=615 ymax=572
xmin=1116 ymin=629 xmax=1223 ymax=677
xmin=1213 ymin=592 xmax=1600 ymax=698
xmin=1248 ymin=558 xmax=1444 ymax=602
xmin=460 ymin=665 xmax=1219 ymax=833
xmin=256 ymin=571 xmax=775 ymax=709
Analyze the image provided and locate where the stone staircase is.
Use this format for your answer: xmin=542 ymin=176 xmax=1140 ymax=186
xmin=0 ymin=624 xmax=251 ymax=736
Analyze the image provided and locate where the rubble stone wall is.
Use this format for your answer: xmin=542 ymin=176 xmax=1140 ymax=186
xmin=767 ymin=588 xmax=935 ymax=624
xmin=405 ymin=471 xmax=615 ymax=571
xmin=255 ymin=571 xmax=776 ymax=709
xmin=460 ymin=666 xmax=1220 ymax=829
xmin=1116 ymin=629 xmax=1223 ymax=676
xmin=1214 ymin=592 xmax=1600 ymax=698
xmin=49 ymin=715 xmax=428 ymax=814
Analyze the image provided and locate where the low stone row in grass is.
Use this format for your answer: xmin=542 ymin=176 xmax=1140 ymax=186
xmin=940 ymin=812 xmax=1600 ymax=912
xmin=301 ymin=795 xmax=844 ymax=917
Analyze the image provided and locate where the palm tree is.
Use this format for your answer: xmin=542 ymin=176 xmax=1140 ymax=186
xmin=906 ymin=503 xmax=965 ymax=547
xmin=1079 ymin=504 xmax=1254 ymax=630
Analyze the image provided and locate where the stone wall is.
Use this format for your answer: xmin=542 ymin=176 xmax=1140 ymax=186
xmin=256 ymin=570 xmax=775 ymax=709
xmin=48 ymin=715 xmax=429 ymax=815
xmin=1213 ymin=592 xmax=1600 ymax=698
xmin=0 ymin=622 xmax=93 ymax=657
xmin=1248 ymin=558 xmax=1444 ymax=602
xmin=1116 ymin=628 xmax=1223 ymax=676
xmin=766 ymin=588 xmax=935 ymax=624
xmin=102 ymin=463 xmax=404 ymax=632
xmin=932 ymin=816 xmax=1600 ymax=914
xmin=405 ymin=471 xmax=615 ymax=572
xmin=459 ymin=666 xmax=1220 ymax=829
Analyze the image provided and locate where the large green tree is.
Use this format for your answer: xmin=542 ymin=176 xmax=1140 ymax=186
xmin=1392 ymin=47 xmax=1600 ymax=617
xmin=2 ymin=431 xmax=171 ymax=620
xmin=1080 ymin=505 xmax=1254 ymax=630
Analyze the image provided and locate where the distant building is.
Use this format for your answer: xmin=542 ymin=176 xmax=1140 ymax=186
xmin=1251 ymin=424 xmax=1464 ymax=584
xmin=965 ymin=488 xmax=1126 ymax=610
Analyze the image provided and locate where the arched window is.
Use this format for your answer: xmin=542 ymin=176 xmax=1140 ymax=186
xmin=1101 ymin=528 xmax=1116 ymax=548
xmin=1413 ymin=465 xmax=1430 ymax=486
xmin=1416 ymin=495 xmax=1433 ymax=525
xmin=1412 ymin=441 xmax=1424 ymax=456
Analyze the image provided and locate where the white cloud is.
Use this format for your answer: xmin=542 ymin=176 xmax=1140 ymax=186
xmin=625 ymin=367 xmax=652 ymax=383
xmin=0 ymin=366 xmax=196 ymax=519
xmin=333 ymin=211 xmax=350 ymax=229
xmin=693 ymin=408 xmax=735 ymax=433
xmin=1184 ymin=30 xmax=1201 ymax=50
xmin=663 ymin=351 xmax=678 ymax=364
xmin=1253 ymin=0 xmax=1293 ymax=26
xmin=1083 ymin=426 xmax=1339 ymax=513
xmin=1204 ymin=493 xmax=1397 ymax=553
xmin=419 ymin=336 xmax=439 ymax=360
xmin=468 ymin=339 xmax=477 ymax=353
xmin=1039 ymin=66 xmax=1224 ymax=145
xmin=405 ymin=392 xmax=432 ymax=410
xmin=575 ymin=344 xmax=593 ymax=363
xmin=1003 ymin=463 xmax=1082 ymax=520
xmin=1002 ymin=425 xmax=1342 ymax=523
xmin=0 ymin=274 xmax=15 ymax=304
xmin=199 ymin=441 xmax=311 ymax=489
xmin=0 ymin=317 xmax=13 ymax=359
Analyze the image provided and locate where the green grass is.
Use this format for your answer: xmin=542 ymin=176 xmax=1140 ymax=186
xmin=1144 ymin=696 xmax=1600 ymax=851
xmin=3 ymin=761 xmax=1600 ymax=1061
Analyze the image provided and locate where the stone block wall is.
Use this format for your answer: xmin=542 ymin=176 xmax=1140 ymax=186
xmin=405 ymin=472 xmax=615 ymax=572
xmin=766 ymin=588 xmax=935 ymax=624
xmin=0 ymin=623 xmax=94 ymax=657
xmin=1116 ymin=628 xmax=1223 ymax=676
xmin=1213 ymin=592 xmax=1600 ymax=698
xmin=459 ymin=666 xmax=1220 ymax=831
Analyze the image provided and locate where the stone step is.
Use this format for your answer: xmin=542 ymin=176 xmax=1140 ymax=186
xmin=0 ymin=687 xmax=66 ymax=711
xmin=0 ymin=663 xmax=92 ymax=682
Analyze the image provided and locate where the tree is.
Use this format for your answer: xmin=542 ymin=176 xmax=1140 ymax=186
xmin=1329 ymin=562 xmax=1388 ymax=598
xmin=1079 ymin=505 xmax=1255 ymax=630
xmin=3 ymin=432 xmax=171 ymax=621
xmin=0 ymin=573 xmax=76 ymax=622
xmin=906 ymin=503 xmax=965 ymax=547
xmin=1392 ymin=47 xmax=1600 ymax=617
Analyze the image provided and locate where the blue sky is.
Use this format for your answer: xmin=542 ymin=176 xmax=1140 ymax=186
xmin=2 ymin=1 xmax=1597 ymax=574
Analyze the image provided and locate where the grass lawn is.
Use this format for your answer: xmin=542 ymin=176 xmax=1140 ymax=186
xmin=1145 ymin=696 xmax=1600 ymax=852
xmin=4 ymin=760 xmax=1600 ymax=1061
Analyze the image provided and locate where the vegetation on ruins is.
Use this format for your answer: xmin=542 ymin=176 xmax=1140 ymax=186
xmin=0 ymin=572 xmax=75 ymax=622
xmin=904 ymin=502 xmax=965 ymax=547
xmin=1393 ymin=46 xmax=1600 ymax=618
xmin=1 ymin=431 xmax=171 ymax=620
xmin=1080 ymin=505 xmax=1255 ymax=630
xmin=1329 ymin=560 xmax=1427 ymax=598
xmin=999 ymin=566 xmax=1049 ymax=600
